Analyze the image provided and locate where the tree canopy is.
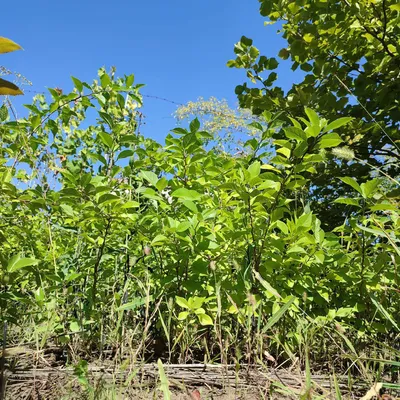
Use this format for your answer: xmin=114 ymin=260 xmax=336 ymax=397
xmin=228 ymin=0 xmax=400 ymax=228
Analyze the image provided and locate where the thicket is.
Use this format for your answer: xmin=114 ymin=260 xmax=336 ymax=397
xmin=0 ymin=0 xmax=399 ymax=396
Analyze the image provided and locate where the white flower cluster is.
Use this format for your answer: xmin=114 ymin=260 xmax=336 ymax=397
xmin=161 ymin=188 xmax=173 ymax=204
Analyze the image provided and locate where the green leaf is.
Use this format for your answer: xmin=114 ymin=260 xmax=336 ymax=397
xmin=69 ymin=321 xmax=80 ymax=333
xmin=262 ymin=296 xmax=296 ymax=333
xmin=140 ymin=188 xmax=160 ymax=201
xmin=339 ymin=177 xmax=362 ymax=195
xmin=178 ymin=311 xmax=189 ymax=320
xmin=182 ymin=200 xmax=198 ymax=213
xmin=253 ymin=270 xmax=281 ymax=299
xmin=171 ymin=188 xmax=202 ymax=201
xmin=319 ymin=133 xmax=343 ymax=149
xmin=303 ymin=33 xmax=313 ymax=43
xmin=120 ymin=200 xmax=140 ymax=209
xmin=141 ymin=170 xmax=159 ymax=187
xmin=176 ymin=221 xmax=191 ymax=232
xmin=71 ymin=76 xmax=83 ymax=92
xmin=176 ymin=296 xmax=190 ymax=309
xmin=98 ymin=193 xmax=120 ymax=205
xmin=369 ymin=203 xmax=397 ymax=212
xmin=304 ymin=107 xmax=320 ymax=128
xmin=324 ymin=117 xmax=353 ymax=132
xmin=116 ymin=298 xmax=149 ymax=311
xmin=151 ymin=235 xmax=168 ymax=246
xmin=61 ymin=204 xmax=75 ymax=216
xmin=117 ymin=149 xmax=134 ymax=160
xmin=360 ymin=179 xmax=380 ymax=199
xmin=0 ymin=104 xmax=9 ymax=121
xmin=100 ymin=73 xmax=112 ymax=88
xmin=370 ymin=296 xmax=400 ymax=332
xmin=171 ymin=127 xmax=188 ymax=135
xmin=190 ymin=118 xmax=200 ymax=133
xmin=284 ymin=126 xmax=307 ymax=141
xmin=7 ymin=255 xmax=39 ymax=273
xmin=99 ymin=111 xmax=114 ymax=128
xmin=98 ymin=131 xmax=113 ymax=149
xmin=197 ymin=313 xmax=213 ymax=326
xmin=247 ymin=161 xmax=261 ymax=179
xmin=156 ymin=177 xmax=168 ymax=192
xmin=334 ymin=198 xmax=360 ymax=207
xmin=157 ymin=359 xmax=172 ymax=400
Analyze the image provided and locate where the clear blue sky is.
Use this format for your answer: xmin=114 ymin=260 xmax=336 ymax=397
xmin=2 ymin=0 xmax=302 ymax=142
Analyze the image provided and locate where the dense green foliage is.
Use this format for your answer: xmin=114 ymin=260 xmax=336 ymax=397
xmin=0 ymin=4 xmax=399 ymax=397
xmin=0 ymin=67 xmax=399 ymax=371
xmin=228 ymin=0 xmax=400 ymax=229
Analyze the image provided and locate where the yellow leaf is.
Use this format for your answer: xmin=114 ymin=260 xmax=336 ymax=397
xmin=0 ymin=78 xmax=23 ymax=96
xmin=388 ymin=44 xmax=398 ymax=55
xmin=303 ymin=33 xmax=314 ymax=43
xmin=0 ymin=37 xmax=22 ymax=54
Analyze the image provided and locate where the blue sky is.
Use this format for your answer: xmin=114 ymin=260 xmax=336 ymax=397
xmin=2 ymin=0 xmax=302 ymax=142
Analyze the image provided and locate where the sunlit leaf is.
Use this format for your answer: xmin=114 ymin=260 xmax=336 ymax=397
xmin=0 ymin=37 xmax=22 ymax=54
xmin=7 ymin=255 xmax=39 ymax=273
xmin=0 ymin=78 xmax=23 ymax=96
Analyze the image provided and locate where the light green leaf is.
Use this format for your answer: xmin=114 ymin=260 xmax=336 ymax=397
xmin=284 ymin=126 xmax=307 ymax=141
xmin=305 ymin=107 xmax=320 ymax=128
xmin=319 ymin=133 xmax=343 ymax=149
xmin=178 ymin=311 xmax=189 ymax=320
xmin=71 ymin=76 xmax=83 ymax=92
xmin=151 ymin=235 xmax=168 ymax=246
xmin=171 ymin=188 xmax=202 ymax=201
xmin=360 ymin=179 xmax=380 ymax=199
xmin=188 ymin=297 xmax=206 ymax=309
xmin=141 ymin=170 xmax=159 ymax=187
xmin=181 ymin=200 xmax=198 ymax=213
xmin=370 ymin=296 xmax=400 ymax=331
xmin=176 ymin=296 xmax=190 ymax=309
xmin=324 ymin=117 xmax=353 ymax=132
xmin=120 ymin=200 xmax=140 ymax=209
xmin=253 ymin=270 xmax=281 ymax=299
xmin=156 ymin=177 xmax=168 ymax=192
xmin=176 ymin=221 xmax=191 ymax=232
xmin=339 ymin=177 xmax=362 ymax=195
xmin=247 ymin=161 xmax=261 ymax=179
xmin=140 ymin=188 xmax=160 ymax=200
xmin=334 ymin=197 xmax=361 ymax=207
xmin=369 ymin=203 xmax=397 ymax=211
xmin=7 ymin=255 xmax=39 ymax=273
xmin=287 ymin=246 xmax=307 ymax=254
xmin=157 ymin=359 xmax=172 ymax=400
xmin=197 ymin=313 xmax=213 ymax=326
xmin=116 ymin=298 xmax=149 ymax=311
xmin=69 ymin=321 xmax=80 ymax=333
xmin=61 ymin=204 xmax=75 ymax=216
xmin=262 ymin=296 xmax=296 ymax=333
